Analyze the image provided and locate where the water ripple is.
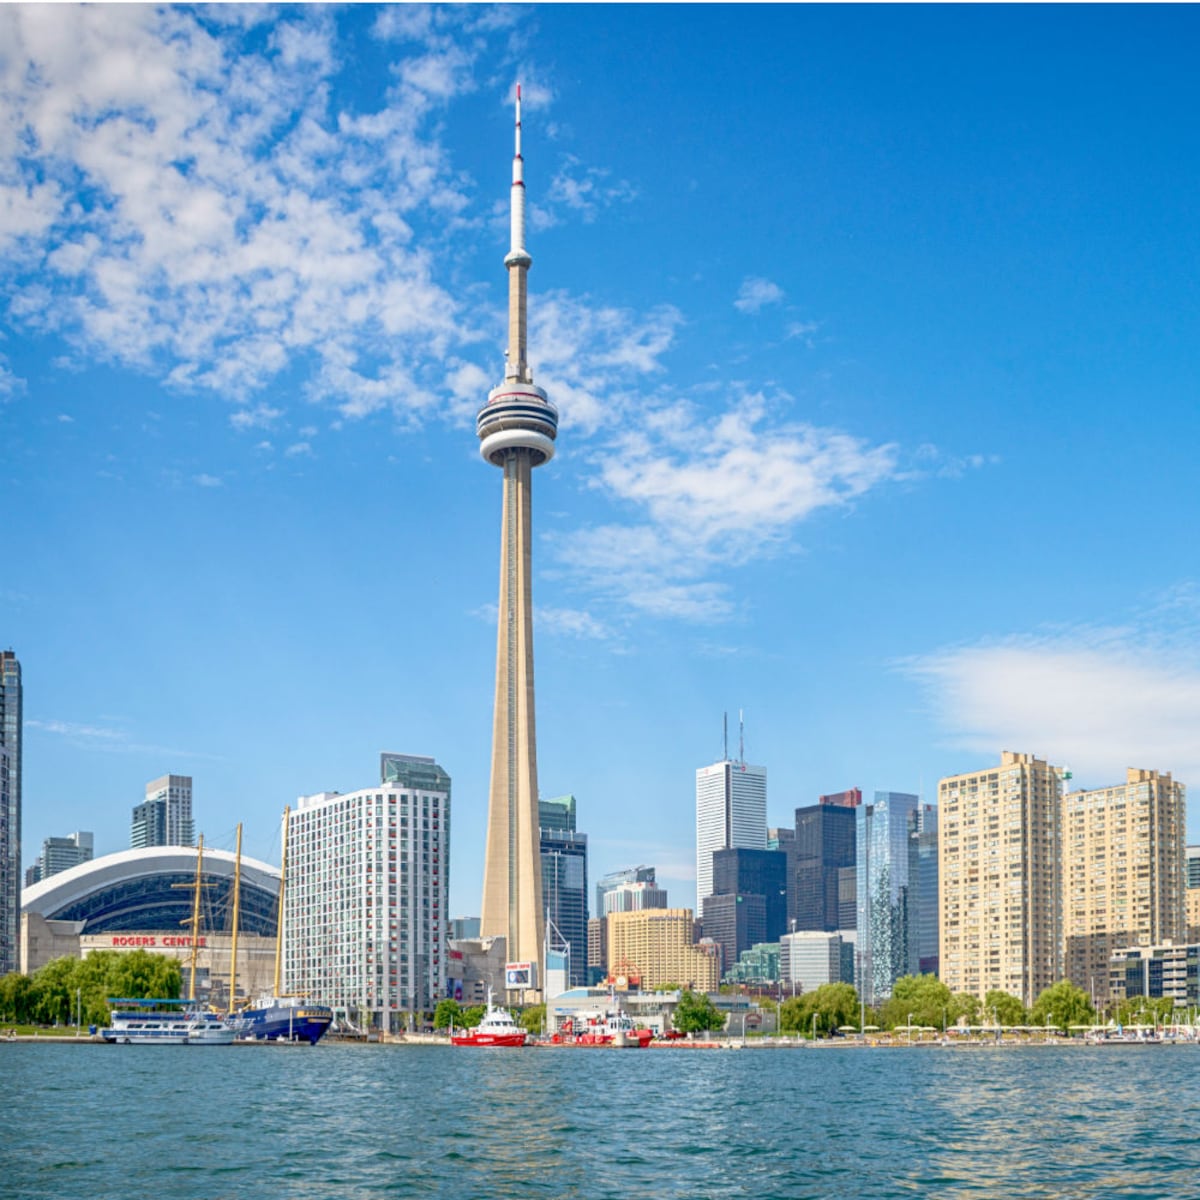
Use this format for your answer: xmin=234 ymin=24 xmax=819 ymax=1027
xmin=3 ymin=1042 xmax=1200 ymax=1198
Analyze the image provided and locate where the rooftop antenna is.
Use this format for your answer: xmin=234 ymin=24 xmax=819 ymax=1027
xmin=723 ymin=711 xmax=728 ymax=762
xmin=739 ymin=709 xmax=745 ymax=766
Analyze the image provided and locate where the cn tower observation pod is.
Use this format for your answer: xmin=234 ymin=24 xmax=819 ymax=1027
xmin=476 ymin=381 xmax=558 ymax=467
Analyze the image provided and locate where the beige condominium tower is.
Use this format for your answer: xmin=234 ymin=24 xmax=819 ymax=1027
xmin=1063 ymin=768 xmax=1186 ymax=1005
xmin=476 ymin=87 xmax=557 ymax=994
xmin=939 ymin=751 xmax=1062 ymax=1007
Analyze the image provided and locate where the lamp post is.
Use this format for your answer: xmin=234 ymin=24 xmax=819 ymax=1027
xmin=812 ymin=1010 xmax=818 ymax=1042
xmin=907 ymin=1011 xmax=913 ymax=1045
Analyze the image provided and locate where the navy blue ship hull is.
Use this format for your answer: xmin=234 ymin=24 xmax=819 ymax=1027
xmin=235 ymin=1000 xmax=332 ymax=1044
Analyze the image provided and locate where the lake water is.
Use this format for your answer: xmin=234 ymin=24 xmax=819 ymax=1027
xmin=3 ymin=1041 xmax=1198 ymax=1198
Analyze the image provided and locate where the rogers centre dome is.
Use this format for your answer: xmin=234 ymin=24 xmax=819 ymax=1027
xmin=22 ymin=846 xmax=281 ymax=937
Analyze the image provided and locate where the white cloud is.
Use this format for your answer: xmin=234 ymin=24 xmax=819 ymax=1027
xmin=193 ymin=473 xmax=223 ymax=488
xmin=547 ymin=155 xmax=636 ymax=224
xmin=734 ymin=276 xmax=785 ymax=314
xmin=552 ymin=392 xmax=899 ymax=622
xmin=284 ymin=441 xmax=313 ymax=457
xmin=905 ymin=443 xmax=1001 ymax=480
xmin=902 ymin=591 xmax=1200 ymax=788
xmin=535 ymin=606 xmax=612 ymax=640
xmin=784 ymin=319 xmax=820 ymax=347
xmin=230 ymin=403 xmax=283 ymax=431
xmin=0 ymin=347 xmax=23 ymax=396
xmin=597 ymin=394 xmax=897 ymax=547
xmin=0 ymin=5 xmax=486 ymax=413
xmin=27 ymin=716 xmax=222 ymax=760
xmin=528 ymin=291 xmax=682 ymax=435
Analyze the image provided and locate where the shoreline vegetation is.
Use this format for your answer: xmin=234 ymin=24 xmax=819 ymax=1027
xmin=3 ymin=1027 xmax=1193 ymax=1050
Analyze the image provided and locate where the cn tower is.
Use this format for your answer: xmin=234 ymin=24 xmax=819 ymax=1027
xmin=477 ymin=85 xmax=557 ymax=992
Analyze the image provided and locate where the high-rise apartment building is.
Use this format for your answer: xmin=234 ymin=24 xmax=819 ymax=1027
xmin=284 ymin=754 xmax=449 ymax=1032
xmin=938 ymin=751 xmax=1062 ymax=1006
xmin=695 ymin=752 xmax=767 ymax=909
xmin=856 ymin=791 xmax=920 ymax=1003
xmin=539 ymin=795 xmax=588 ymax=987
xmin=1062 ymin=768 xmax=1185 ymax=1005
xmin=132 ymin=775 xmax=194 ymax=848
xmin=793 ymin=798 xmax=858 ymax=932
xmin=0 ymin=649 xmax=22 ymax=977
xmin=606 ymin=908 xmax=720 ymax=992
xmin=25 ymin=831 xmax=94 ymax=886
xmin=477 ymin=90 xmax=559 ymax=994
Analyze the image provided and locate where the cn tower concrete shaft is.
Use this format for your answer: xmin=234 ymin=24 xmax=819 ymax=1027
xmin=479 ymin=449 xmax=544 ymax=975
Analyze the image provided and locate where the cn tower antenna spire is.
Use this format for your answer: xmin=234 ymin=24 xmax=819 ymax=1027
xmin=504 ymin=82 xmax=532 ymax=384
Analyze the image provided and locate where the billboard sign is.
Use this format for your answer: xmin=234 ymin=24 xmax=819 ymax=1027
xmin=505 ymin=961 xmax=537 ymax=990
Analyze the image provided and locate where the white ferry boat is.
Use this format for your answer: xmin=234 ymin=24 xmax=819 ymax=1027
xmin=102 ymin=1001 xmax=235 ymax=1045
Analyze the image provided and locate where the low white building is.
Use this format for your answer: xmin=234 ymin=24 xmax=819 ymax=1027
xmin=781 ymin=930 xmax=844 ymax=994
xmin=284 ymin=754 xmax=449 ymax=1033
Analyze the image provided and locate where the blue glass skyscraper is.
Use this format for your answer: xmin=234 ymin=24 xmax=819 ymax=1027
xmin=856 ymin=791 xmax=920 ymax=1004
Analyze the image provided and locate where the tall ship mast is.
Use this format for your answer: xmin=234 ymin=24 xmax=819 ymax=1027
xmin=229 ymin=806 xmax=332 ymax=1044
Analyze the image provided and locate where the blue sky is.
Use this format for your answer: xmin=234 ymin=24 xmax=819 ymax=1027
xmin=3 ymin=5 xmax=1199 ymax=915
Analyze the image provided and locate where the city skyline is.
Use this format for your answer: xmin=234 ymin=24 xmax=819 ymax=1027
xmin=3 ymin=7 xmax=1200 ymax=917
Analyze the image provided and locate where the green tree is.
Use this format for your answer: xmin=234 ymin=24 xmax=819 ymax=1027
xmin=778 ymin=995 xmax=806 ymax=1034
xmin=460 ymin=1005 xmax=486 ymax=1029
xmin=672 ymin=988 xmax=722 ymax=1034
xmin=951 ymin=992 xmax=981 ymax=1026
xmin=30 ymin=957 xmax=77 ymax=1025
xmin=1030 ymin=980 xmax=1094 ymax=1033
xmin=984 ymin=990 xmax=1027 ymax=1027
xmin=519 ymin=1004 xmax=545 ymax=1035
xmin=0 ymin=971 xmax=35 ymax=1024
xmin=779 ymin=983 xmax=861 ymax=1037
xmin=105 ymin=949 xmax=181 ymax=1003
xmin=880 ymin=974 xmax=953 ymax=1031
xmin=433 ymin=999 xmax=461 ymax=1031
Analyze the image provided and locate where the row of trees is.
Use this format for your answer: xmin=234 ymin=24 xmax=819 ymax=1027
xmin=772 ymin=975 xmax=1104 ymax=1036
xmin=0 ymin=951 xmax=182 ymax=1027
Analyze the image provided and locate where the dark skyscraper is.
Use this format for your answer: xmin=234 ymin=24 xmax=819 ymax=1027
xmin=701 ymin=892 xmax=766 ymax=976
xmin=906 ymin=804 xmax=939 ymax=976
xmin=793 ymin=799 xmax=857 ymax=932
xmin=711 ymin=847 xmax=788 ymax=942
